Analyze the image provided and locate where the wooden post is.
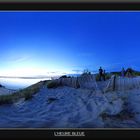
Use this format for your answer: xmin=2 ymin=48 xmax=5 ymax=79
xmin=112 ymin=75 xmax=116 ymax=91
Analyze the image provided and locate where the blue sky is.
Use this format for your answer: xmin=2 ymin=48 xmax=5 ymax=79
xmin=0 ymin=12 xmax=140 ymax=76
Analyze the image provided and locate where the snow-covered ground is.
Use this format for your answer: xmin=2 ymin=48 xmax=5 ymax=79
xmin=0 ymin=78 xmax=140 ymax=128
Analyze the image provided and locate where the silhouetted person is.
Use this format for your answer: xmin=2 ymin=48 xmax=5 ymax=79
xmin=121 ymin=67 xmax=125 ymax=77
xmin=99 ymin=66 xmax=103 ymax=81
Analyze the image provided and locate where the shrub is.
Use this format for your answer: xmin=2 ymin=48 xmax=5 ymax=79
xmin=96 ymin=73 xmax=111 ymax=81
xmin=42 ymin=80 xmax=51 ymax=85
xmin=135 ymin=72 xmax=140 ymax=76
xmin=110 ymin=72 xmax=121 ymax=77
xmin=81 ymin=69 xmax=91 ymax=76
xmin=0 ymin=84 xmax=4 ymax=88
xmin=47 ymin=81 xmax=60 ymax=89
xmin=95 ymin=74 xmax=100 ymax=81
xmin=47 ymin=97 xmax=58 ymax=104
xmin=24 ymin=93 xmax=33 ymax=100
xmin=0 ymin=95 xmax=14 ymax=104
xmin=0 ymin=81 xmax=43 ymax=105
xmin=105 ymin=73 xmax=112 ymax=80
xmin=59 ymin=75 xmax=67 ymax=78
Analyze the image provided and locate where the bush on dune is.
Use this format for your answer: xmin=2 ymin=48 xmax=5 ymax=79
xmin=0 ymin=84 xmax=4 ymax=88
xmin=0 ymin=81 xmax=45 ymax=105
xmin=105 ymin=73 xmax=112 ymax=80
xmin=134 ymin=72 xmax=140 ymax=76
xmin=59 ymin=75 xmax=67 ymax=78
xmin=96 ymin=73 xmax=111 ymax=81
xmin=0 ymin=94 xmax=16 ymax=104
xmin=95 ymin=74 xmax=100 ymax=81
xmin=81 ymin=69 xmax=91 ymax=76
xmin=47 ymin=81 xmax=60 ymax=89
xmin=41 ymin=80 xmax=51 ymax=86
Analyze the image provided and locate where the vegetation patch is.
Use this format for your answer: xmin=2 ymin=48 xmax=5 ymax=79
xmin=59 ymin=75 xmax=71 ymax=78
xmin=47 ymin=97 xmax=58 ymax=104
xmin=96 ymin=73 xmax=111 ymax=81
xmin=47 ymin=80 xmax=61 ymax=89
xmin=41 ymin=80 xmax=51 ymax=86
xmin=0 ymin=84 xmax=5 ymax=88
xmin=0 ymin=81 xmax=45 ymax=105
xmin=101 ymin=110 xmax=134 ymax=121
xmin=81 ymin=69 xmax=91 ymax=76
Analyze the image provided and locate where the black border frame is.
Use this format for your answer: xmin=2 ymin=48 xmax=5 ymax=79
xmin=1 ymin=2 xmax=140 ymax=140
xmin=0 ymin=129 xmax=140 ymax=139
xmin=0 ymin=2 xmax=139 ymax=10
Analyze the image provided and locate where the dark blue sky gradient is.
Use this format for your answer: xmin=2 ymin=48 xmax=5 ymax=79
xmin=0 ymin=12 xmax=140 ymax=76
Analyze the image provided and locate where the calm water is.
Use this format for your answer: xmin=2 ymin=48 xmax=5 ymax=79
xmin=0 ymin=78 xmax=50 ymax=90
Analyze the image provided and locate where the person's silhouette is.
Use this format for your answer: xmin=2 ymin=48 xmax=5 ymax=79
xmin=99 ymin=67 xmax=103 ymax=81
xmin=121 ymin=67 xmax=125 ymax=77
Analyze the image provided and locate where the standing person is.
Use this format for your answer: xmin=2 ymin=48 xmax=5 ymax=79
xmin=103 ymin=69 xmax=106 ymax=81
xmin=121 ymin=67 xmax=125 ymax=77
xmin=99 ymin=66 xmax=103 ymax=81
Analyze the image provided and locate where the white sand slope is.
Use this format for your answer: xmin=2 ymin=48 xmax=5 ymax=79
xmin=0 ymin=86 xmax=123 ymax=128
xmin=0 ymin=77 xmax=140 ymax=128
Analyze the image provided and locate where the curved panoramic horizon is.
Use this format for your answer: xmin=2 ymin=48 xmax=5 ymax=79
xmin=0 ymin=11 xmax=140 ymax=77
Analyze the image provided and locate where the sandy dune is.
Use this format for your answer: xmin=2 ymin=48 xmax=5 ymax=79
xmin=0 ymin=76 xmax=140 ymax=128
xmin=0 ymin=87 xmax=16 ymax=95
